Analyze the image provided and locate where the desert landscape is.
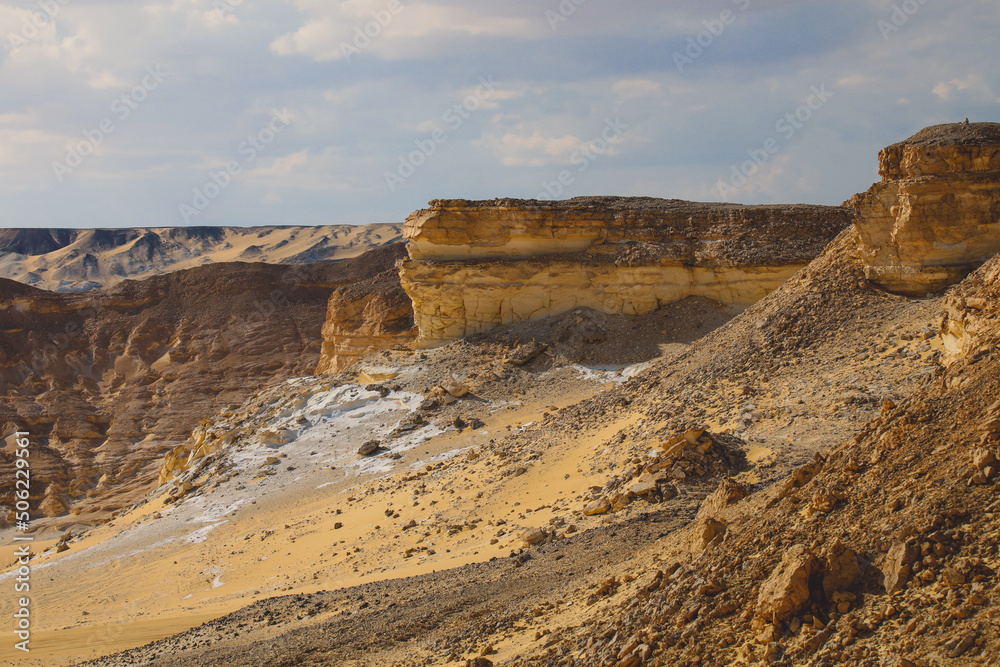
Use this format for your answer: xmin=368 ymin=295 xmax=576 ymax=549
xmin=0 ymin=122 xmax=999 ymax=667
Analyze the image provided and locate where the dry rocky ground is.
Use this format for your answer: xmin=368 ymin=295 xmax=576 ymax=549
xmin=64 ymin=227 xmax=997 ymax=667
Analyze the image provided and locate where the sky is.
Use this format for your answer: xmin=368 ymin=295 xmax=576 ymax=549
xmin=0 ymin=0 xmax=998 ymax=229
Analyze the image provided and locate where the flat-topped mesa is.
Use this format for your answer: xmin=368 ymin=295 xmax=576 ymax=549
xmin=853 ymin=122 xmax=1000 ymax=296
xmin=400 ymin=198 xmax=851 ymax=348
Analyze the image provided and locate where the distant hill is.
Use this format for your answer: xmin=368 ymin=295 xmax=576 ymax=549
xmin=0 ymin=224 xmax=403 ymax=292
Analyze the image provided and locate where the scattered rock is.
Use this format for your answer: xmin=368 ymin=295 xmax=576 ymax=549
xmin=822 ymin=539 xmax=861 ymax=598
xmin=884 ymin=540 xmax=920 ymax=593
xmin=509 ymin=342 xmax=548 ymax=366
xmin=440 ymin=376 xmax=470 ymax=398
xmin=583 ymin=499 xmax=611 ymax=516
xmin=358 ymin=441 xmax=381 ymax=457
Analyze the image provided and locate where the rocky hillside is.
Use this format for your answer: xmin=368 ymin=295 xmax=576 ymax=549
xmin=0 ymin=224 xmax=402 ymax=292
xmin=0 ymin=244 xmax=406 ymax=525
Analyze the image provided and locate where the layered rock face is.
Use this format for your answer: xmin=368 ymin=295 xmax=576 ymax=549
xmin=315 ymin=244 xmax=417 ymax=374
xmin=0 ymin=247 xmax=404 ymax=523
xmin=400 ymin=198 xmax=851 ymax=348
xmin=853 ymin=122 xmax=1000 ymax=296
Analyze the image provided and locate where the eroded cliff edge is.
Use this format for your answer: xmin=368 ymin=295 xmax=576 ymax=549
xmin=853 ymin=122 xmax=1000 ymax=296
xmin=399 ymin=198 xmax=852 ymax=348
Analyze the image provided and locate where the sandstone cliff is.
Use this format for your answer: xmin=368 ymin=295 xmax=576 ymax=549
xmin=400 ymin=198 xmax=852 ymax=348
xmin=853 ymin=122 xmax=1000 ymax=296
xmin=0 ymin=246 xmax=405 ymax=522
xmin=315 ymin=244 xmax=417 ymax=374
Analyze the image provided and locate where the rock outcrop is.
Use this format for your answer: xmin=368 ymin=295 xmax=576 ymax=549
xmin=853 ymin=122 xmax=1000 ymax=296
xmin=315 ymin=245 xmax=417 ymax=374
xmin=940 ymin=251 xmax=1000 ymax=361
xmin=400 ymin=198 xmax=850 ymax=348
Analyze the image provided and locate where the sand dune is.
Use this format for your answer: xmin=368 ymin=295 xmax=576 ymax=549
xmin=0 ymin=224 xmax=402 ymax=292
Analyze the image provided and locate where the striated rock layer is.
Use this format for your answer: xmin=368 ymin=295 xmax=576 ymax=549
xmin=315 ymin=244 xmax=417 ymax=374
xmin=0 ymin=246 xmax=405 ymax=523
xmin=400 ymin=198 xmax=851 ymax=348
xmin=852 ymin=122 xmax=1000 ymax=296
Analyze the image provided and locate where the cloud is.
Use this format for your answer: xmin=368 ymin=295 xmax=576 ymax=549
xmin=0 ymin=0 xmax=996 ymax=228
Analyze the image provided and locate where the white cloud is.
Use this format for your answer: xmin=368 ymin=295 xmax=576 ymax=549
xmin=271 ymin=2 xmax=540 ymax=62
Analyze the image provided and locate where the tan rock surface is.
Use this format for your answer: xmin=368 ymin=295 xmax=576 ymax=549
xmin=315 ymin=244 xmax=417 ymax=374
xmin=756 ymin=545 xmax=820 ymax=623
xmin=853 ymin=122 xmax=1000 ymax=295
xmin=401 ymin=197 xmax=850 ymax=347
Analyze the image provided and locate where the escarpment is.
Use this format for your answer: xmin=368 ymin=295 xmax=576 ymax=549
xmin=0 ymin=247 xmax=404 ymax=523
xmin=853 ymin=122 xmax=1000 ymax=296
xmin=399 ymin=198 xmax=852 ymax=348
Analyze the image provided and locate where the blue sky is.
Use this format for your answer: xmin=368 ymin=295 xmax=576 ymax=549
xmin=1 ymin=0 xmax=998 ymax=228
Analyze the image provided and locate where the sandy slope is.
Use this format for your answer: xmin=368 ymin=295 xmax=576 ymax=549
xmin=0 ymin=347 xmax=631 ymax=665
xmin=0 ymin=224 xmax=402 ymax=292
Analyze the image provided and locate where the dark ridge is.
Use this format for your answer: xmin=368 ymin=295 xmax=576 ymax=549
xmin=427 ymin=197 xmax=851 ymax=214
xmin=239 ymin=245 xmax=264 ymax=258
xmin=0 ymin=229 xmax=77 ymax=256
xmin=131 ymin=232 xmax=163 ymax=261
xmin=101 ymin=242 xmax=408 ymax=301
xmin=88 ymin=229 xmax=142 ymax=251
xmin=0 ymin=277 xmax=49 ymax=299
xmin=167 ymin=227 xmax=227 ymax=243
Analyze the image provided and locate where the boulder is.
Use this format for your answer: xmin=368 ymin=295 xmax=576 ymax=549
xmin=883 ymin=540 xmax=920 ymax=593
xmin=756 ymin=545 xmax=820 ymax=623
xmin=440 ymin=376 xmax=470 ymax=398
xmin=358 ymin=440 xmax=381 ymax=457
xmin=694 ymin=518 xmax=727 ymax=549
xmin=521 ymin=528 xmax=549 ymax=547
xmin=821 ymin=539 xmax=861 ymax=598
xmin=583 ymin=499 xmax=611 ymax=516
